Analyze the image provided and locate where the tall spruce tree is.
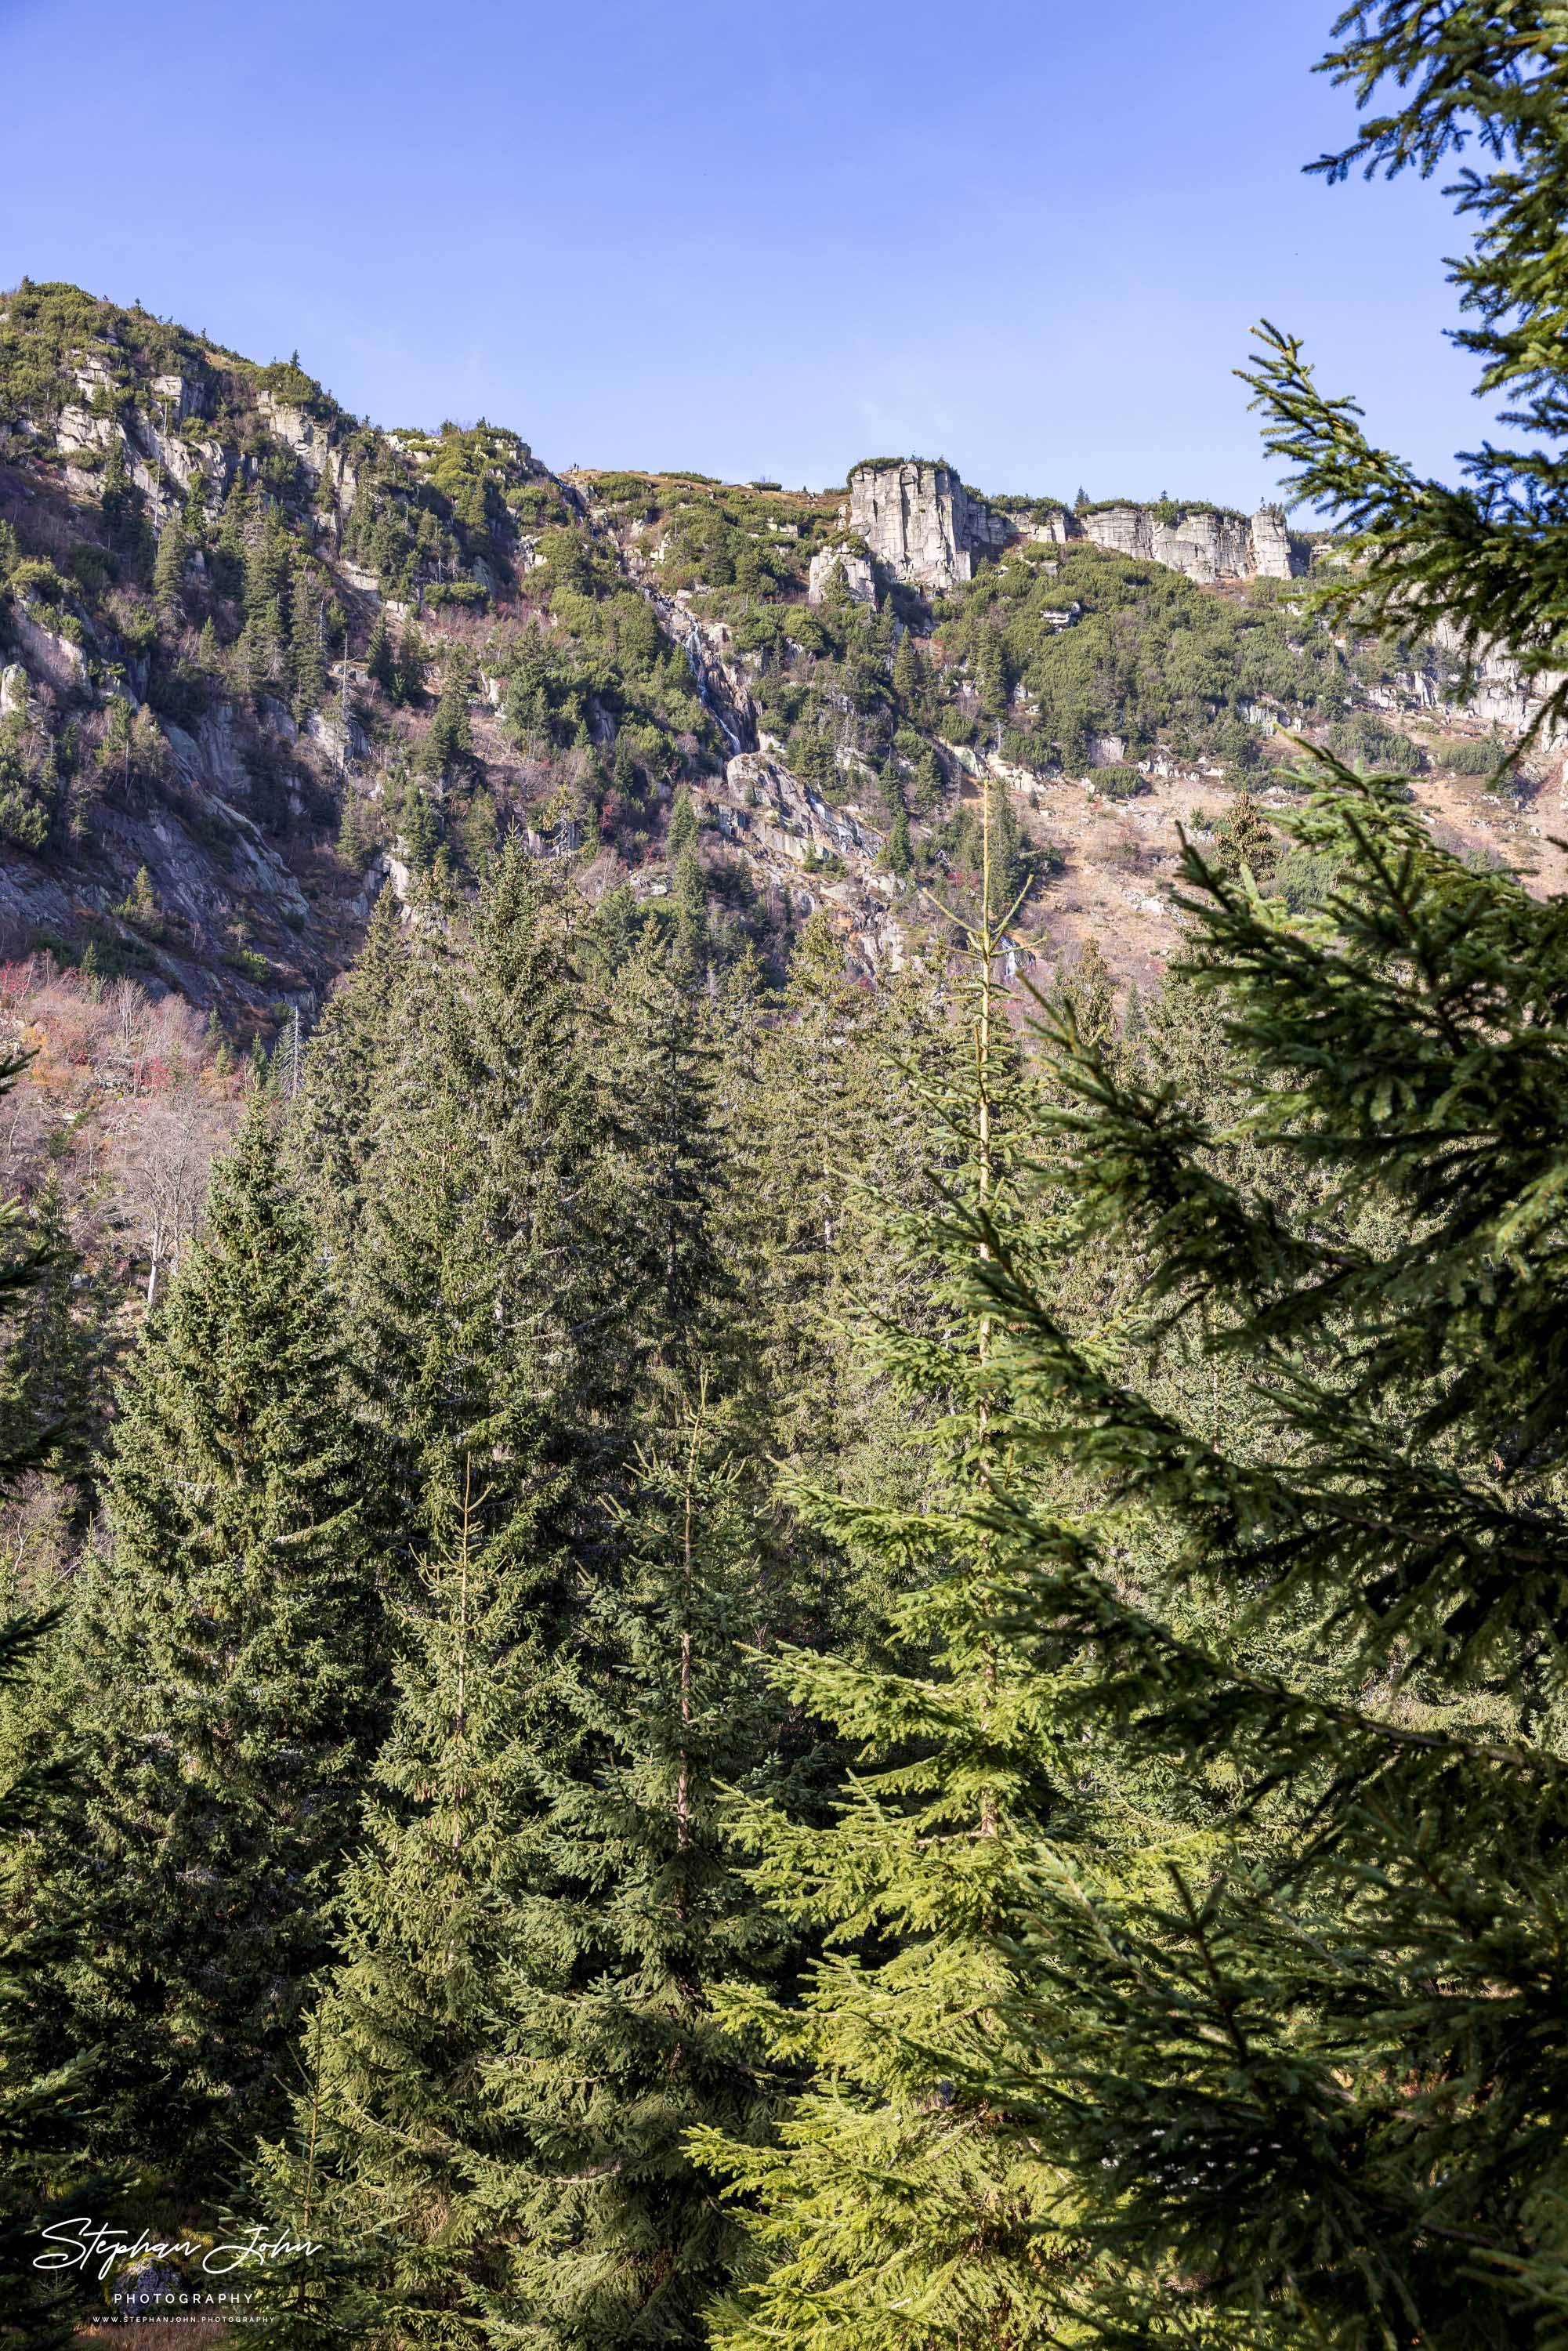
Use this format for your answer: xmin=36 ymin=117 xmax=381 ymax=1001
xmin=251 ymin=1464 xmax=558 ymax=2346
xmin=936 ymin=13 xmax=1568 ymax=2332
xmin=599 ymin=930 xmax=733 ymax=1398
xmin=0 ymin=1172 xmax=105 ymax=1554
xmin=666 ymin=786 xmax=708 ymax=980
xmin=287 ymin=890 xmax=415 ymax=1266
xmin=0 ymin=1096 xmax=122 ymax=2349
xmin=0 ymin=1613 xmax=125 ymax=2351
xmin=289 ymin=562 xmax=328 ymax=717
xmin=54 ymin=1100 xmax=379 ymax=2186
xmin=483 ymin=1397 xmax=803 ymax=2349
xmin=696 ymin=839 xmax=1088 ymax=2349
xmin=241 ymin=502 xmax=292 ymax=691
xmin=150 ymin=510 xmax=188 ymax=625
xmin=339 ymin=843 xmax=617 ymax=1610
xmin=945 ymin=747 xmax=1568 ymax=2345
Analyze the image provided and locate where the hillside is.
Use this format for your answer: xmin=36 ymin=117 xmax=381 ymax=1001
xmin=1 ymin=277 xmax=1561 ymax=1040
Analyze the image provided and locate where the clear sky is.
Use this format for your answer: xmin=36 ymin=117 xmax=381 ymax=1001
xmin=2 ymin=0 xmax=1490 ymax=509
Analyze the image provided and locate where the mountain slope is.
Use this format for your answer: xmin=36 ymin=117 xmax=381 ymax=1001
xmin=1 ymin=280 xmax=1560 ymax=1033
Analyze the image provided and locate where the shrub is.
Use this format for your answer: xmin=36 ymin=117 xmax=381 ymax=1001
xmin=1001 ymin=727 xmax=1057 ymax=775
xmin=9 ymin=558 xmax=70 ymax=607
xmin=1430 ymin=734 xmax=1512 ymax=775
xmin=1088 ymin=763 xmax=1149 ymax=800
xmin=424 ymin=580 xmax=489 ymax=610
xmin=1325 ymin=710 xmax=1423 ymax=774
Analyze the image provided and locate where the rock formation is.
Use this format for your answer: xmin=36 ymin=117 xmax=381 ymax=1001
xmin=846 ymin=460 xmax=1011 ymax=589
xmin=807 ymin=542 xmax=876 ymax=606
xmin=846 ymin=461 xmax=1306 ymax=592
xmin=1249 ymin=509 xmax=1299 ymax=581
xmin=1077 ymin=502 xmax=1252 ymax=584
xmin=1427 ymin=619 xmax=1568 ymax=745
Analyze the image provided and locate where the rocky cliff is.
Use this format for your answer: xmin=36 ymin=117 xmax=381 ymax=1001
xmin=846 ymin=460 xmax=1307 ymax=591
xmin=1077 ymin=502 xmax=1302 ymax=584
xmin=1 ymin=279 xmax=1555 ymax=1054
xmin=846 ymin=460 xmax=1012 ymax=589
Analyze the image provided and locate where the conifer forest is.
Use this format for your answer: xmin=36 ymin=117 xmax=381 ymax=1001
xmin=6 ymin=5 xmax=1568 ymax=2345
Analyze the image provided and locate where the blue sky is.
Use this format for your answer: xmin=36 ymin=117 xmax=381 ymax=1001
xmin=2 ymin=0 xmax=1489 ymax=508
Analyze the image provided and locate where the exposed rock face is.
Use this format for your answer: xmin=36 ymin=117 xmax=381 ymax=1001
xmin=807 ymin=542 xmax=876 ymax=606
xmin=1077 ymin=502 xmax=1252 ymax=583
xmin=1428 ymin=619 xmax=1568 ymax=745
xmin=149 ymin=371 xmax=211 ymax=423
xmin=849 ymin=462 xmax=1305 ymax=592
xmin=646 ymin=594 xmax=758 ymax=752
xmin=847 ymin=461 xmax=1009 ymax=589
xmin=709 ymin=751 xmax=885 ymax=866
xmin=255 ymin=393 xmax=360 ymax=517
xmin=10 ymin=604 xmax=86 ymax=692
xmin=1002 ymin=508 xmax=1074 ymax=546
xmin=1249 ymin=509 xmax=1299 ymax=581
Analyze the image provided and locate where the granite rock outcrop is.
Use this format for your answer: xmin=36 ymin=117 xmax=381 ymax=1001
xmin=846 ymin=460 xmax=1011 ymax=589
xmin=846 ymin=461 xmax=1308 ymax=592
xmin=807 ymin=542 xmax=877 ymax=606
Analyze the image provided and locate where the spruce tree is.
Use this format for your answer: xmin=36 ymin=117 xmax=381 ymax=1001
xmin=0 ymin=1613 xmax=125 ymax=2351
xmin=0 ymin=1179 xmax=85 ymax=1474
xmin=338 ymin=843 xmax=619 ymax=1643
xmin=365 ymin=612 xmax=398 ymax=699
xmin=666 ymin=784 xmax=708 ymax=978
xmin=420 ymin=675 xmax=473 ymax=778
xmin=54 ymin=1101 xmax=379 ymax=2185
xmin=697 ymin=826 xmax=1085 ymax=2348
xmin=251 ymin=1466 xmax=556 ymax=2346
xmin=742 ymin=909 xmax=943 ymax=1502
xmin=288 ymin=889 xmax=413 ymax=1265
xmin=922 ymin=743 xmax=1568 ymax=2343
xmin=396 ymin=626 xmax=428 ymax=705
xmin=891 ymin=629 xmax=924 ymax=710
xmin=599 ymin=929 xmax=732 ymax=1396
xmin=483 ymin=1399 xmax=802 ymax=2348
xmin=289 ymin=563 xmax=328 ymax=717
xmin=256 ymin=857 xmax=632 ymax=2334
xmin=0 ymin=1122 xmax=122 ymax=2349
xmin=0 ymin=1172 xmax=107 ymax=1579
xmin=241 ymin=505 xmax=292 ymax=694
xmin=151 ymin=510 xmax=188 ymax=625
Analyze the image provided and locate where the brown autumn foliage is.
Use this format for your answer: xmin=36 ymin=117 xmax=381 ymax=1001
xmin=0 ymin=955 xmax=248 ymax=1309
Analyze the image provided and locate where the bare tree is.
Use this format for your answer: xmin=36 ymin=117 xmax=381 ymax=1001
xmin=108 ymin=1092 xmax=226 ymax=1306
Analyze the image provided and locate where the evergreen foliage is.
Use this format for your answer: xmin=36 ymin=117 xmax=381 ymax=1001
xmin=0 ymin=1117 xmax=123 ymax=2348
xmin=0 ymin=1615 xmax=122 ymax=2351
xmin=252 ymin=1465 xmax=554 ymax=2346
xmin=1242 ymin=2 xmax=1568 ymax=752
xmin=483 ymin=1400 xmax=801 ymax=2348
xmin=697 ymin=816 xmax=1085 ymax=2348
xmin=14 ymin=14 xmax=1568 ymax=2339
xmin=951 ymin=748 xmax=1568 ymax=2342
xmin=53 ymin=1102 xmax=379 ymax=2183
